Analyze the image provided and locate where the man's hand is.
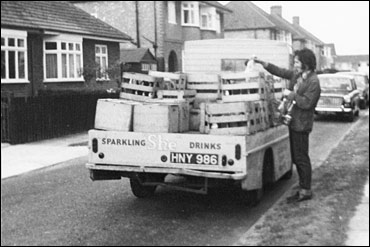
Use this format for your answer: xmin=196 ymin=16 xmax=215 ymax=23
xmin=283 ymin=89 xmax=295 ymax=100
xmin=253 ymin=59 xmax=267 ymax=68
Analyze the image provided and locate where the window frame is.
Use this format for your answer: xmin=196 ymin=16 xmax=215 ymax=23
xmin=1 ymin=29 xmax=29 ymax=84
xmin=215 ymin=12 xmax=221 ymax=34
xmin=95 ymin=44 xmax=109 ymax=81
xmin=168 ymin=1 xmax=177 ymax=24
xmin=43 ymin=35 xmax=83 ymax=83
xmin=200 ymin=6 xmax=216 ymax=31
xmin=181 ymin=1 xmax=199 ymax=27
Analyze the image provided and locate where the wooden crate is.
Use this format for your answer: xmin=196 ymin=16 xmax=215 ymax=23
xmin=120 ymin=72 xmax=162 ymax=101
xmin=220 ymin=73 xmax=266 ymax=102
xmin=186 ymin=73 xmax=222 ymax=108
xmin=264 ymin=75 xmax=287 ymax=100
xmin=189 ymin=108 xmax=201 ymax=131
xmin=199 ymin=102 xmax=251 ymax=135
xmin=94 ymin=99 xmax=141 ymax=131
xmin=178 ymin=101 xmax=190 ymax=133
xmin=133 ymin=102 xmax=190 ymax=133
xmin=251 ymin=101 xmax=270 ymax=132
xmin=157 ymin=89 xmax=196 ymax=106
xmin=199 ymin=101 xmax=270 ymax=135
xmin=149 ymin=71 xmax=187 ymax=90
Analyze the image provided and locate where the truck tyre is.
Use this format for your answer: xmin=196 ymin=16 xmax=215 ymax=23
xmin=130 ymin=177 xmax=157 ymax=198
xmin=281 ymin=164 xmax=293 ymax=180
xmin=239 ymin=188 xmax=263 ymax=207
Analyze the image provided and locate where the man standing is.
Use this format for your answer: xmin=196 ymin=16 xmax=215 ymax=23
xmin=254 ymin=48 xmax=321 ymax=203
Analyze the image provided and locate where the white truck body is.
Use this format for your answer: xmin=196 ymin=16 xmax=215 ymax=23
xmin=86 ymin=39 xmax=293 ymax=202
xmin=87 ymin=125 xmax=291 ymax=193
xmin=182 ymin=39 xmax=292 ymax=74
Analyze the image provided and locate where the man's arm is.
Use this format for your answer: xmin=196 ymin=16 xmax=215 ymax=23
xmin=255 ymin=60 xmax=294 ymax=80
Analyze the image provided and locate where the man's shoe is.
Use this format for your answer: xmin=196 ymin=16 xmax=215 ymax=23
xmin=286 ymin=191 xmax=300 ymax=203
xmin=296 ymin=193 xmax=312 ymax=202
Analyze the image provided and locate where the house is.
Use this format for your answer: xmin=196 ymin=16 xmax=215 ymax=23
xmin=72 ymin=1 xmax=232 ymax=72
xmin=1 ymin=1 xmax=132 ymax=98
xmin=335 ymin=55 xmax=369 ymax=73
xmin=290 ymin=16 xmax=326 ymax=70
xmin=224 ymin=2 xmax=327 ymax=70
xmin=224 ymin=2 xmax=293 ymax=49
xmin=120 ymin=48 xmax=157 ymax=74
xmin=322 ymin=43 xmax=337 ymax=70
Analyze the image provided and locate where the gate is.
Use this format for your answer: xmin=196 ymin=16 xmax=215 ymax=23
xmin=1 ymin=92 xmax=12 ymax=143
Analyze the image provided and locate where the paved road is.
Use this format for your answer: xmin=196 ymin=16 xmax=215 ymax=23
xmin=1 ymin=113 xmax=364 ymax=246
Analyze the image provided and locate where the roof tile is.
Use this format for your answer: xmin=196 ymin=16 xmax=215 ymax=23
xmin=1 ymin=1 xmax=132 ymax=41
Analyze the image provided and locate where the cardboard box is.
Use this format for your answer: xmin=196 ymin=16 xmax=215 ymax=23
xmin=94 ymin=99 xmax=140 ymax=131
xmin=134 ymin=104 xmax=179 ymax=133
xmin=133 ymin=102 xmax=189 ymax=133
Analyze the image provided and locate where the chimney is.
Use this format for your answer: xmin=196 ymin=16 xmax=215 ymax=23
xmin=293 ymin=16 xmax=300 ymax=25
xmin=271 ymin=6 xmax=282 ymax=17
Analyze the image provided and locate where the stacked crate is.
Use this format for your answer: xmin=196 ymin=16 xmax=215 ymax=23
xmin=148 ymin=71 xmax=196 ymax=105
xmin=199 ymin=100 xmax=270 ymax=136
xmin=196 ymin=70 xmax=284 ymax=135
xmin=186 ymin=73 xmax=221 ymax=131
xmin=120 ymin=72 xmax=162 ymax=101
xmin=220 ymin=72 xmax=266 ymax=102
xmin=186 ymin=73 xmax=222 ymax=108
xmin=95 ymin=71 xmax=194 ymax=133
xmin=263 ymin=74 xmax=287 ymax=127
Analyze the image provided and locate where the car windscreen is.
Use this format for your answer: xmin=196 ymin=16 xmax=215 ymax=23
xmin=353 ymin=75 xmax=366 ymax=90
xmin=319 ymin=77 xmax=352 ymax=92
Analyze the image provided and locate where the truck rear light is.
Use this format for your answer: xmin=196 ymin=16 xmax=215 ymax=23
xmin=222 ymin=155 xmax=227 ymax=166
xmin=161 ymin=155 xmax=167 ymax=162
xmin=98 ymin=153 xmax=104 ymax=159
xmin=235 ymin=144 xmax=241 ymax=160
xmin=92 ymin=138 xmax=98 ymax=153
xmin=228 ymin=159 xmax=234 ymax=166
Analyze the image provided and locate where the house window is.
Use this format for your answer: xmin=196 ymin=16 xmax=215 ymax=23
xmin=200 ymin=6 xmax=216 ymax=30
xmin=215 ymin=12 xmax=221 ymax=33
xmin=168 ymin=1 xmax=177 ymax=24
xmin=95 ymin=45 xmax=109 ymax=80
xmin=43 ymin=35 xmax=83 ymax=82
xmin=181 ymin=2 xmax=199 ymax=26
xmin=141 ymin=63 xmax=151 ymax=71
xmin=221 ymin=59 xmax=247 ymax=72
xmin=1 ymin=29 xmax=28 ymax=83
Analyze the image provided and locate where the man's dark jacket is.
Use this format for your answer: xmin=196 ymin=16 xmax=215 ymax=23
xmin=265 ymin=63 xmax=321 ymax=133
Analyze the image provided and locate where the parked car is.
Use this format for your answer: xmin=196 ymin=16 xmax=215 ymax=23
xmin=316 ymin=74 xmax=360 ymax=122
xmin=337 ymin=71 xmax=369 ymax=109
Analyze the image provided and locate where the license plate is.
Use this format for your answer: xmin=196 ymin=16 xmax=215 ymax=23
xmin=170 ymin=152 xmax=218 ymax=165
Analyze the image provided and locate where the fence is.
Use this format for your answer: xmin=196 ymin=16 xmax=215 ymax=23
xmin=1 ymin=91 xmax=117 ymax=144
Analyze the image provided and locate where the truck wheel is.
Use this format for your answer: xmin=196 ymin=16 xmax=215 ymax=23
xmin=130 ymin=178 xmax=157 ymax=198
xmin=281 ymin=165 xmax=293 ymax=180
xmin=239 ymin=188 xmax=263 ymax=207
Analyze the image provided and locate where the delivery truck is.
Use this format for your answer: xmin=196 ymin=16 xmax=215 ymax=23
xmin=86 ymin=40 xmax=293 ymax=205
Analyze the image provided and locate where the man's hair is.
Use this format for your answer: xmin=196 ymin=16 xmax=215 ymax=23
xmin=294 ymin=48 xmax=317 ymax=71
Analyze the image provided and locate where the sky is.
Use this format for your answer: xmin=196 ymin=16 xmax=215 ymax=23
xmin=218 ymin=1 xmax=369 ymax=55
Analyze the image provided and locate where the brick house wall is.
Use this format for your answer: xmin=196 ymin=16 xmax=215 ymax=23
xmin=1 ymin=33 xmax=122 ymax=98
xmin=225 ymin=29 xmax=272 ymax=40
xmin=74 ymin=1 xmax=225 ymax=73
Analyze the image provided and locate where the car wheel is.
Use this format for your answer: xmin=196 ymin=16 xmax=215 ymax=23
xmin=360 ymin=100 xmax=366 ymax=110
xmin=347 ymin=111 xmax=354 ymax=122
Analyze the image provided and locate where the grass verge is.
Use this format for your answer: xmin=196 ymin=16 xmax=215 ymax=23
xmin=236 ymin=115 xmax=369 ymax=246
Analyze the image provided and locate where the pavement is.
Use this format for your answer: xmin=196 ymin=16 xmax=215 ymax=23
xmin=1 ymin=132 xmax=88 ymax=179
xmin=1 ymin=127 xmax=369 ymax=246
